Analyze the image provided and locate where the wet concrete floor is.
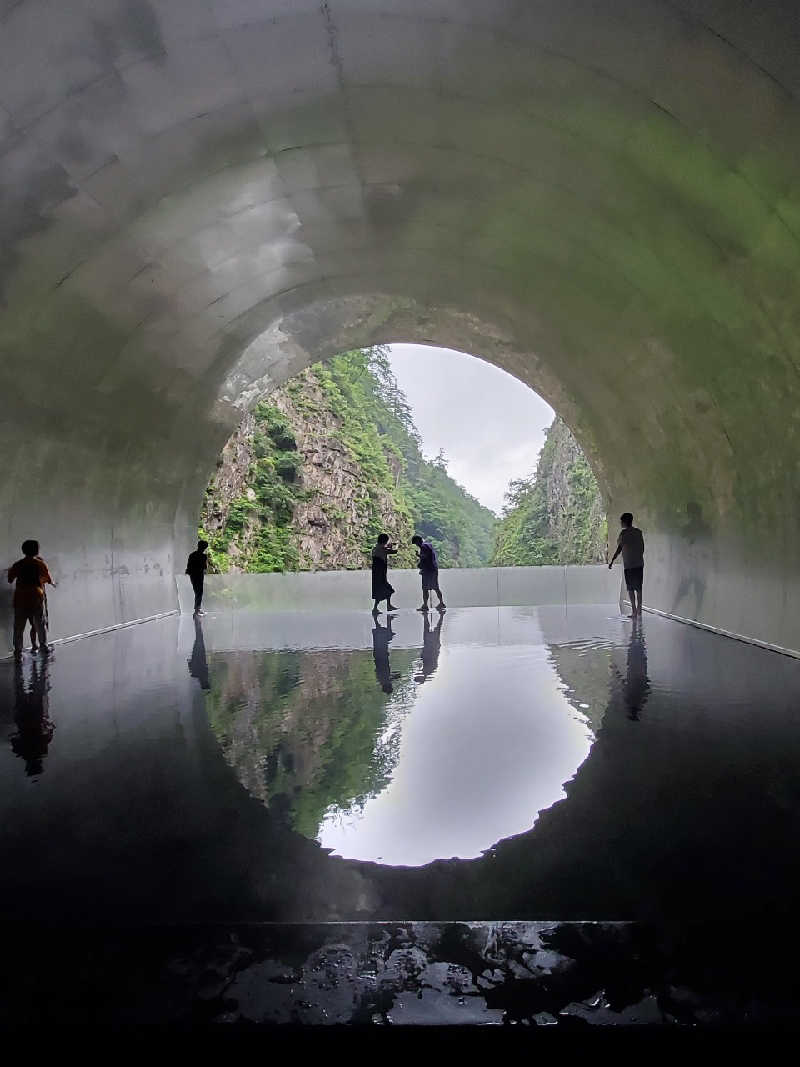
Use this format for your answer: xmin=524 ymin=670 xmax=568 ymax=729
xmin=2 ymin=605 xmax=800 ymax=1025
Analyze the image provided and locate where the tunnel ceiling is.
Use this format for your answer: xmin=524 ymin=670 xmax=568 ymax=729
xmin=2 ymin=1 xmax=800 ymax=648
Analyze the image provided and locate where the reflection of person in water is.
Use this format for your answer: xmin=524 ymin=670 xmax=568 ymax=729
xmin=187 ymin=615 xmax=210 ymax=691
xmin=11 ymin=658 xmax=54 ymax=777
xmin=622 ymin=617 xmax=650 ymax=721
xmin=372 ymin=615 xmax=400 ymax=694
xmin=415 ymin=610 xmax=444 ymax=684
xmin=671 ymin=501 xmax=710 ymax=620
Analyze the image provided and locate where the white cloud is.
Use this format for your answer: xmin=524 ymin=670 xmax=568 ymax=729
xmin=387 ymin=344 xmax=554 ymax=514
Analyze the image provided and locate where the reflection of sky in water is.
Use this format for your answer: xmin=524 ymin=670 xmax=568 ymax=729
xmin=198 ymin=608 xmax=616 ymax=869
xmin=318 ymin=644 xmax=595 ymax=867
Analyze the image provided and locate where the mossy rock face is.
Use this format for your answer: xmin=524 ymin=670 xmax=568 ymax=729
xmin=201 ymin=348 xmax=497 ymax=573
xmin=268 ymin=427 xmax=297 ymax=452
xmin=493 ymin=418 xmax=606 ymax=567
xmin=275 ymin=455 xmax=299 ymax=483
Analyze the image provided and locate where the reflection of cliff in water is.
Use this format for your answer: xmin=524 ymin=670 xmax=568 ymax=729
xmin=547 ymin=642 xmax=614 ymax=734
xmin=205 ymin=649 xmax=416 ymax=839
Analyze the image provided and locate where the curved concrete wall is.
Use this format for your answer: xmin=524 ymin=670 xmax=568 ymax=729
xmin=2 ymin=1 xmax=800 ymax=652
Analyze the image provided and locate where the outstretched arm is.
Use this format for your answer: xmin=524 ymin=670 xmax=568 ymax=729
xmin=608 ymin=537 xmax=622 ymax=569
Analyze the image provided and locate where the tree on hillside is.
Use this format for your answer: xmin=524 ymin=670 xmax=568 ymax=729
xmin=202 ymin=347 xmax=498 ymax=572
xmin=492 ymin=418 xmax=606 ymax=567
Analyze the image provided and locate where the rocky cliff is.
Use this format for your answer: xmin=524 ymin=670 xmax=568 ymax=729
xmin=492 ymin=417 xmax=607 ymax=566
xmin=201 ymin=348 xmax=496 ymax=573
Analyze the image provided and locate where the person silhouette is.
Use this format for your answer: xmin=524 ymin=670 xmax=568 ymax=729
xmin=623 ymin=617 xmax=650 ymax=721
xmin=671 ymin=500 xmax=710 ymax=620
xmin=371 ymin=533 xmax=399 ymax=613
xmin=187 ymin=615 xmax=210 ymax=691
xmin=411 ymin=535 xmax=446 ymax=612
xmin=414 ymin=610 xmax=444 ymax=684
xmin=372 ymin=614 xmax=400 ymax=694
xmin=11 ymin=657 xmax=54 ymax=777
xmin=185 ymin=539 xmax=209 ymax=616
xmin=7 ymin=539 xmax=56 ymax=660
xmin=608 ymin=513 xmax=645 ymax=618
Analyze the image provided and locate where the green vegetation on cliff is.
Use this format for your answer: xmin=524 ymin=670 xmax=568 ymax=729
xmin=202 ymin=401 xmax=305 ymax=573
xmin=205 ymin=648 xmax=417 ymax=840
xmin=202 ymin=347 xmax=497 ymax=572
xmin=492 ymin=417 xmax=607 ymax=566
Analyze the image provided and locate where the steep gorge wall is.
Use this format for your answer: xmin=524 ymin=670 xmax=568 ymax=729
xmin=493 ymin=418 xmax=607 ymax=567
xmin=543 ymin=419 xmax=607 ymax=564
xmin=202 ymin=363 xmax=607 ymax=576
xmin=201 ymin=370 xmax=414 ymax=572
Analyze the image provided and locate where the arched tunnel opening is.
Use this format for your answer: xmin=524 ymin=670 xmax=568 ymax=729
xmin=196 ymin=340 xmax=601 ymax=579
xmin=3 ymin=0 xmax=800 ymax=654
xmin=3 ymin=0 xmax=800 ymax=1029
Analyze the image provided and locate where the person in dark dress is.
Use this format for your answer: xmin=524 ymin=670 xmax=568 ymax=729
xmin=371 ymin=533 xmax=398 ymax=613
xmin=372 ymin=615 xmax=400 ymax=694
xmin=186 ymin=539 xmax=209 ymax=616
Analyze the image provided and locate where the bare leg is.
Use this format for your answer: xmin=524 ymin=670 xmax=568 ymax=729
xmin=32 ymin=605 xmax=48 ymax=652
xmin=372 ymin=600 xmax=381 ymax=613
xmin=13 ymin=608 xmax=26 ymax=658
xmin=436 ymin=584 xmax=446 ymax=609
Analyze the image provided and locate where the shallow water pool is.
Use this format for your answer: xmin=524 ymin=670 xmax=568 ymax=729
xmin=205 ymin=610 xmax=600 ymax=866
xmin=2 ymin=604 xmax=800 ymax=924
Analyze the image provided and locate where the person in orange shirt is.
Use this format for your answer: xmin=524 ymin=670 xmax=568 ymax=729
xmin=7 ymin=540 xmax=55 ymax=660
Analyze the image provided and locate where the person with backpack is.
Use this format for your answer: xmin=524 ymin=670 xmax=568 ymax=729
xmin=7 ymin=539 xmax=56 ymax=660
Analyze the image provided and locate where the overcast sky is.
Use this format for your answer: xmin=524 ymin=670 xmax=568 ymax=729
xmin=387 ymin=344 xmax=554 ymax=515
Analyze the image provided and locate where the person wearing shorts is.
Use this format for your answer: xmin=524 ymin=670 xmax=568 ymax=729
xmin=609 ymin=512 xmax=645 ymax=618
xmin=411 ymin=535 xmax=446 ymax=612
xmin=7 ymin=540 xmax=55 ymax=659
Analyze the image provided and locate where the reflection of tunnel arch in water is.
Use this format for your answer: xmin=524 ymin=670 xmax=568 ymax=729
xmin=2 ymin=2 xmax=800 ymax=650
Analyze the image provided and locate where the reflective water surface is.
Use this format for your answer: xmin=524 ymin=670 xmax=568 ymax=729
xmin=2 ymin=604 xmax=800 ymax=924
xmin=205 ymin=610 xmax=599 ymax=866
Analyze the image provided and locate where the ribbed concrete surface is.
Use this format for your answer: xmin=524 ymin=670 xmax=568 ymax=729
xmin=2 ymin=2 xmax=800 ymax=652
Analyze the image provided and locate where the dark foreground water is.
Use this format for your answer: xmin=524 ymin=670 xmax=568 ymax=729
xmin=2 ymin=605 xmax=800 ymax=924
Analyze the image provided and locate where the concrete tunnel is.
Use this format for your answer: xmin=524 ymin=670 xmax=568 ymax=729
xmin=2 ymin=0 xmax=800 ymax=656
